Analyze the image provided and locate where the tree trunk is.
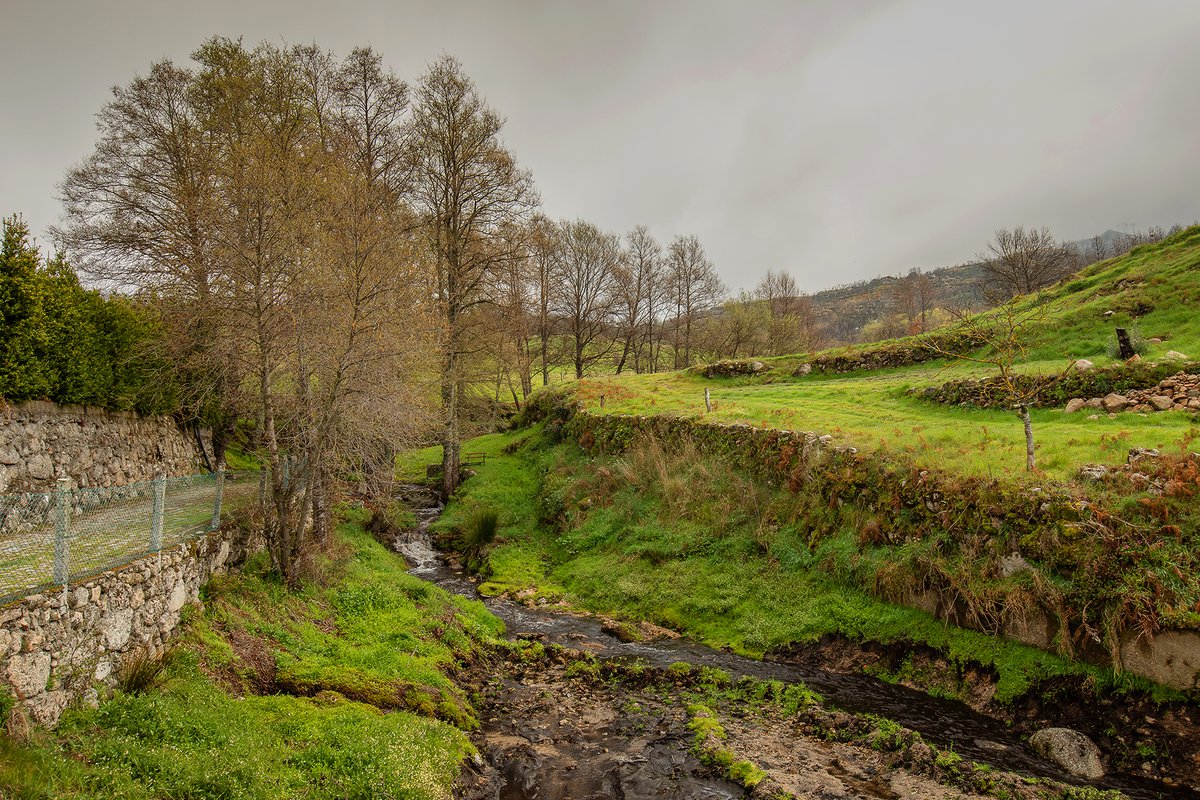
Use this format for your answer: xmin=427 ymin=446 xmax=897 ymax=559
xmin=615 ymin=335 xmax=632 ymax=375
xmin=1019 ymin=404 xmax=1035 ymax=472
xmin=540 ymin=330 xmax=550 ymax=386
xmin=440 ymin=344 xmax=461 ymax=499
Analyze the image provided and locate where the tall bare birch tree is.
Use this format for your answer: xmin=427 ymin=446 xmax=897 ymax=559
xmin=407 ymin=55 xmax=535 ymax=497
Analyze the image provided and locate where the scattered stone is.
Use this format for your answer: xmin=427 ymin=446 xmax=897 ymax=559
xmin=1078 ymin=464 xmax=1109 ymax=482
xmin=1029 ymin=728 xmax=1104 ymax=779
xmin=1127 ymin=448 xmax=1161 ymax=464
xmin=1063 ymin=398 xmax=1086 ymax=414
xmin=1072 ymin=359 xmax=1095 ymax=372
xmin=1165 ymin=350 xmax=1189 ymax=361
xmin=1125 ymin=354 xmax=1142 ymax=364
xmin=794 ymin=363 xmax=812 ymax=376
xmin=1086 ymin=414 xmax=1100 ymax=420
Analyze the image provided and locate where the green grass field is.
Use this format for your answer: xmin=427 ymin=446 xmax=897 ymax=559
xmin=572 ymin=227 xmax=1200 ymax=483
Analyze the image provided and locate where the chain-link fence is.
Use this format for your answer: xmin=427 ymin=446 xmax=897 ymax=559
xmin=0 ymin=471 xmax=256 ymax=604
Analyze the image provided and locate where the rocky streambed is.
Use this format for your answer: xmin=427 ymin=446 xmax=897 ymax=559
xmin=392 ymin=488 xmax=1194 ymax=800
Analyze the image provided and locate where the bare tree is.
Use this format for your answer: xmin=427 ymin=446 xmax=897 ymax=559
xmin=526 ymin=214 xmax=559 ymax=385
xmin=754 ymin=269 xmax=818 ymax=355
xmin=56 ymin=57 xmax=240 ymax=459
xmin=407 ymin=55 xmax=536 ymax=496
xmin=552 ymin=219 xmax=619 ymax=379
xmin=613 ymin=225 xmax=663 ymax=374
xmin=924 ymin=301 xmax=1061 ymax=472
xmin=666 ymin=234 xmax=724 ymax=368
xmin=980 ymin=226 xmax=1073 ymax=299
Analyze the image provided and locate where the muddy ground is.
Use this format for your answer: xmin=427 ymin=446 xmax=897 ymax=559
xmin=455 ymin=645 xmax=1115 ymax=800
xmin=775 ymin=634 xmax=1200 ymax=793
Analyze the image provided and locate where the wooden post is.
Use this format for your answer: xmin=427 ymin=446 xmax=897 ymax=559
xmin=1116 ymin=328 xmax=1135 ymax=360
xmin=599 ymin=394 xmax=606 ymax=409
xmin=704 ymin=388 xmax=712 ymax=413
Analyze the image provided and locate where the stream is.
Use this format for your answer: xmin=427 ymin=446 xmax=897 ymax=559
xmin=395 ymin=493 xmax=1191 ymax=800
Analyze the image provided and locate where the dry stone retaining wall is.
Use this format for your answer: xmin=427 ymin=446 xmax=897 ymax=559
xmin=0 ymin=400 xmax=209 ymax=494
xmin=0 ymin=526 xmax=254 ymax=726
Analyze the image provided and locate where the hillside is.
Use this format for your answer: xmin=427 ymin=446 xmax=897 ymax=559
xmin=810 ymin=261 xmax=989 ymax=343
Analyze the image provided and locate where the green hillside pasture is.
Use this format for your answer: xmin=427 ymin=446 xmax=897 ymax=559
xmin=574 ymin=366 xmax=1199 ymax=482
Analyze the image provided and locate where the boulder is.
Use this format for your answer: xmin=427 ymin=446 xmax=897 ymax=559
xmin=1149 ymin=395 xmax=1174 ymax=411
xmin=1078 ymin=464 xmax=1109 ymax=482
xmin=1084 ymin=397 xmax=1103 ymax=409
xmin=1064 ymin=398 xmax=1087 ymax=414
xmin=1029 ymin=728 xmax=1104 ymax=779
xmin=1165 ymin=350 xmax=1189 ymax=361
xmin=1072 ymin=359 xmax=1095 ymax=372
xmin=1100 ymin=393 xmax=1131 ymax=413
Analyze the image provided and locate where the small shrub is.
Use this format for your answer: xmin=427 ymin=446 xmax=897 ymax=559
xmin=116 ymin=648 xmax=173 ymax=696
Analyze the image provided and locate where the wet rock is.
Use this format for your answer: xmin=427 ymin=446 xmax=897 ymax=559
xmin=1029 ymin=727 xmax=1104 ymax=779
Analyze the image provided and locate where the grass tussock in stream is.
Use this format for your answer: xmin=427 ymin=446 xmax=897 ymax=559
xmin=0 ymin=507 xmax=504 ymax=800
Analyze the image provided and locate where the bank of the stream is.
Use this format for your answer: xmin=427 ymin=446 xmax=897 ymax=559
xmin=0 ymin=509 xmax=503 ymax=800
xmin=420 ymin=423 xmax=1200 ymax=792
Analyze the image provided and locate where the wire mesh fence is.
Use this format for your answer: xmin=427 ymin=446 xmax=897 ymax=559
xmin=0 ymin=471 xmax=257 ymax=604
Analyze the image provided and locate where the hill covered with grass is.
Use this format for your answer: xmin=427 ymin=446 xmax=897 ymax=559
xmin=575 ymin=226 xmax=1200 ymax=483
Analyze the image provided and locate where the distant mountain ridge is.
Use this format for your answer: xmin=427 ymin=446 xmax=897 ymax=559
xmin=809 ymin=261 xmax=988 ymax=343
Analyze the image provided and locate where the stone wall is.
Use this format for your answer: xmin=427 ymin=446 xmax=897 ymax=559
xmin=0 ymin=525 xmax=255 ymax=726
xmin=0 ymin=400 xmax=209 ymax=494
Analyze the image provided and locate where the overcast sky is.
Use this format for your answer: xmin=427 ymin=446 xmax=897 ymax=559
xmin=3 ymin=0 xmax=1199 ymax=293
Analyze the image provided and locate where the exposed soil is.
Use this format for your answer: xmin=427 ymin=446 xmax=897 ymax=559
xmin=456 ymin=648 xmax=1105 ymax=800
xmin=774 ymin=633 xmax=1200 ymax=793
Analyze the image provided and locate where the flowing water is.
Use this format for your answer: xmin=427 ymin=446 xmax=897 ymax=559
xmin=396 ymin=493 xmax=1190 ymax=800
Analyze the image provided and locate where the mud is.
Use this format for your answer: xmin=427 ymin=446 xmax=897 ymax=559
xmin=779 ymin=634 xmax=1200 ymax=792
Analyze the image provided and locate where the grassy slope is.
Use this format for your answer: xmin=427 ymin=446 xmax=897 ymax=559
xmin=431 ymin=426 xmax=1163 ymax=704
xmin=0 ymin=511 xmax=504 ymax=800
xmin=577 ymin=227 xmax=1200 ymax=482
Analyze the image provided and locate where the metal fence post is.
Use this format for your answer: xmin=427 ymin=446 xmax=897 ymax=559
xmin=151 ymin=473 xmax=166 ymax=553
xmin=211 ymin=467 xmax=225 ymax=530
xmin=53 ymin=477 xmax=71 ymax=587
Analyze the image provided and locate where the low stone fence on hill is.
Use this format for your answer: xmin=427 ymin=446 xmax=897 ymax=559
xmin=0 ymin=524 xmax=256 ymax=726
